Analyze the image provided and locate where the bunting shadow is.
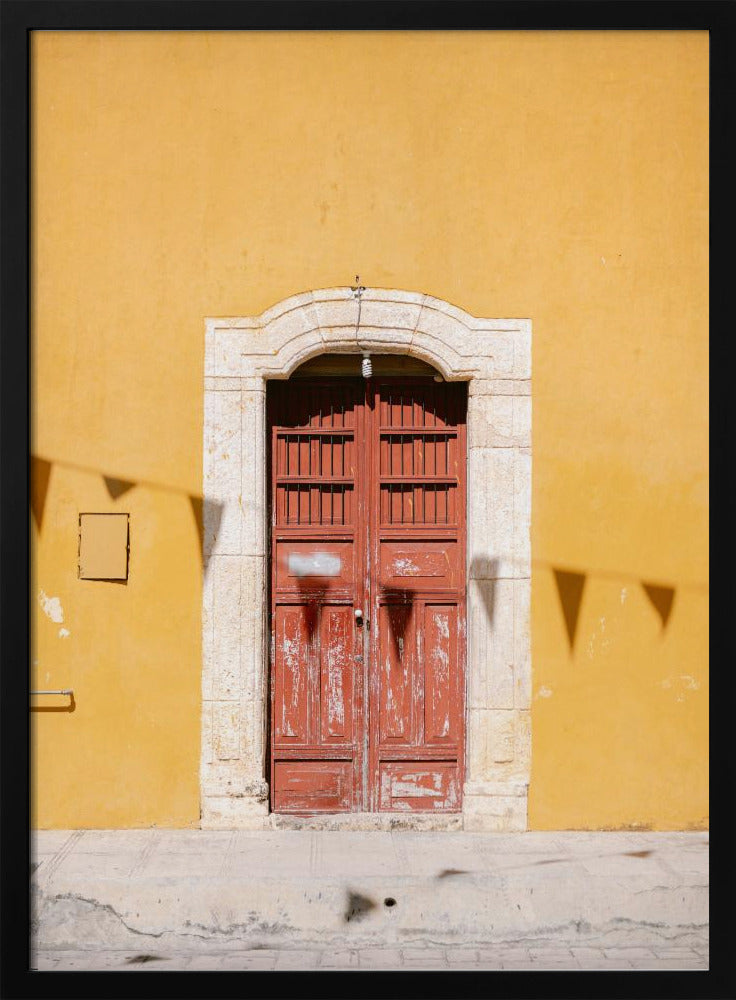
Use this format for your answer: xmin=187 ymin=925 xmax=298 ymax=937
xmin=31 ymin=457 xmax=53 ymax=531
xmin=190 ymin=496 xmax=225 ymax=577
xmin=382 ymin=589 xmax=416 ymax=666
xmin=104 ymin=476 xmax=136 ymax=500
xmin=553 ymin=569 xmax=586 ymax=654
xmin=642 ymin=582 xmax=676 ymax=633
xmin=468 ymin=556 xmax=499 ymax=629
xmin=295 ymin=578 xmax=335 ymax=641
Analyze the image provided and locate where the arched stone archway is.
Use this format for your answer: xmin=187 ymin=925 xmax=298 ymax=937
xmin=202 ymin=287 xmax=531 ymax=829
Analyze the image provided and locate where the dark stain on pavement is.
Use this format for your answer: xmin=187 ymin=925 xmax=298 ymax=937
xmin=624 ymin=850 xmax=654 ymax=858
xmin=436 ymin=869 xmax=469 ymax=878
xmin=125 ymin=954 xmax=167 ymax=964
xmin=344 ymin=891 xmax=377 ymax=923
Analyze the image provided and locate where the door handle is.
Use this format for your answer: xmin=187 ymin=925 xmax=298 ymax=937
xmin=354 ymin=608 xmax=369 ymax=627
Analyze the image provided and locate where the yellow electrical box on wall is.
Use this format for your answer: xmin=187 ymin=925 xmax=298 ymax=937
xmin=78 ymin=513 xmax=129 ymax=581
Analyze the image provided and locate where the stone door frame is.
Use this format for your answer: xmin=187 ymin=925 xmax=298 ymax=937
xmin=202 ymin=287 xmax=531 ymax=830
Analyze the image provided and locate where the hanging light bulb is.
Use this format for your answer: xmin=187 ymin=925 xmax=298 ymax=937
xmin=361 ymin=352 xmax=372 ymax=378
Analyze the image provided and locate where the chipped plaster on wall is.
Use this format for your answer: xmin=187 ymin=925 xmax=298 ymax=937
xmin=38 ymin=590 xmax=64 ymax=624
xmin=202 ymin=287 xmax=532 ymax=830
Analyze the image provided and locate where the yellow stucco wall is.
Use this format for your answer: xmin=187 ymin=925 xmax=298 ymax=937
xmin=31 ymin=30 xmax=708 ymax=829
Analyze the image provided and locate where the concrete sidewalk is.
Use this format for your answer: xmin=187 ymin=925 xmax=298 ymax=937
xmin=31 ymin=829 xmax=708 ymax=971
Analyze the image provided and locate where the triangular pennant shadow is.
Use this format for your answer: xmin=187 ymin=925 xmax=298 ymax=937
xmin=190 ymin=495 xmax=224 ymax=576
xmin=104 ymin=476 xmax=136 ymax=500
xmin=190 ymin=496 xmax=204 ymax=553
xmin=469 ymin=556 xmax=499 ymax=628
xmin=642 ymin=582 xmax=675 ymax=631
xmin=553 ymin=569 xmax=587 ymax=653
xmin=31 ymin=457 xmax=53 ymax=530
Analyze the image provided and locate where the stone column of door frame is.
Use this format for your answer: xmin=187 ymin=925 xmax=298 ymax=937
xmin=201 ymin=287 xmax=531 ymax=829
xmin=464 ymin=379 xmax=532 ymax=831
xmin=201 ymin=376 xmax=270 ymax=827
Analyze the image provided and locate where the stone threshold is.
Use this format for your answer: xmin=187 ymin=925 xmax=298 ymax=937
xmin=266 ymin=812 xmax=464 ymax=832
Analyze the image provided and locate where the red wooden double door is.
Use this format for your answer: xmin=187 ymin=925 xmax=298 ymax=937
xmin=268 ymin=376 xmax=467 ymax=814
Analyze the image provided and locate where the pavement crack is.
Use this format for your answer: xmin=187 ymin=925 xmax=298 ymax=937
xmin=42 ymin=890 xmax=296 ymax=944
xmin=633 ymin=884 xmax=708 ymax=895
xmin=49 ymin=893 xmax=165 ymax=939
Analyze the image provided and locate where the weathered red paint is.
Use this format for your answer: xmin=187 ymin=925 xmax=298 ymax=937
xmin=268 ymin=377 xmax=467 ymax=813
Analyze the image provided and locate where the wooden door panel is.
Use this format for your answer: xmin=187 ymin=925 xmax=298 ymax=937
xmin=273 ymin=606 xmax=310 ymax=744
xmin=275 ymin=540 xmax=354 ymax=592
xmin=277 ymin=482 xmax=354 ymax=527
xmin=275 ymin=432 xmax=356 ymax=476
xmin=378 ymin=761 xmax=460 ymax=812
xmin=379 ymin=539 xmax=458 ymax=590
xmin=380 ymin=483 xmax=457 ymax=525
xmin=377 ymin=603 xmax=414 ymax=744
xmin=319 ymin=605 xmax=355 ymax=743
xmin=423 ymin=604 xmax=459 ymax=745
xmin=273 ymin=760 xmax=353 ymax=813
